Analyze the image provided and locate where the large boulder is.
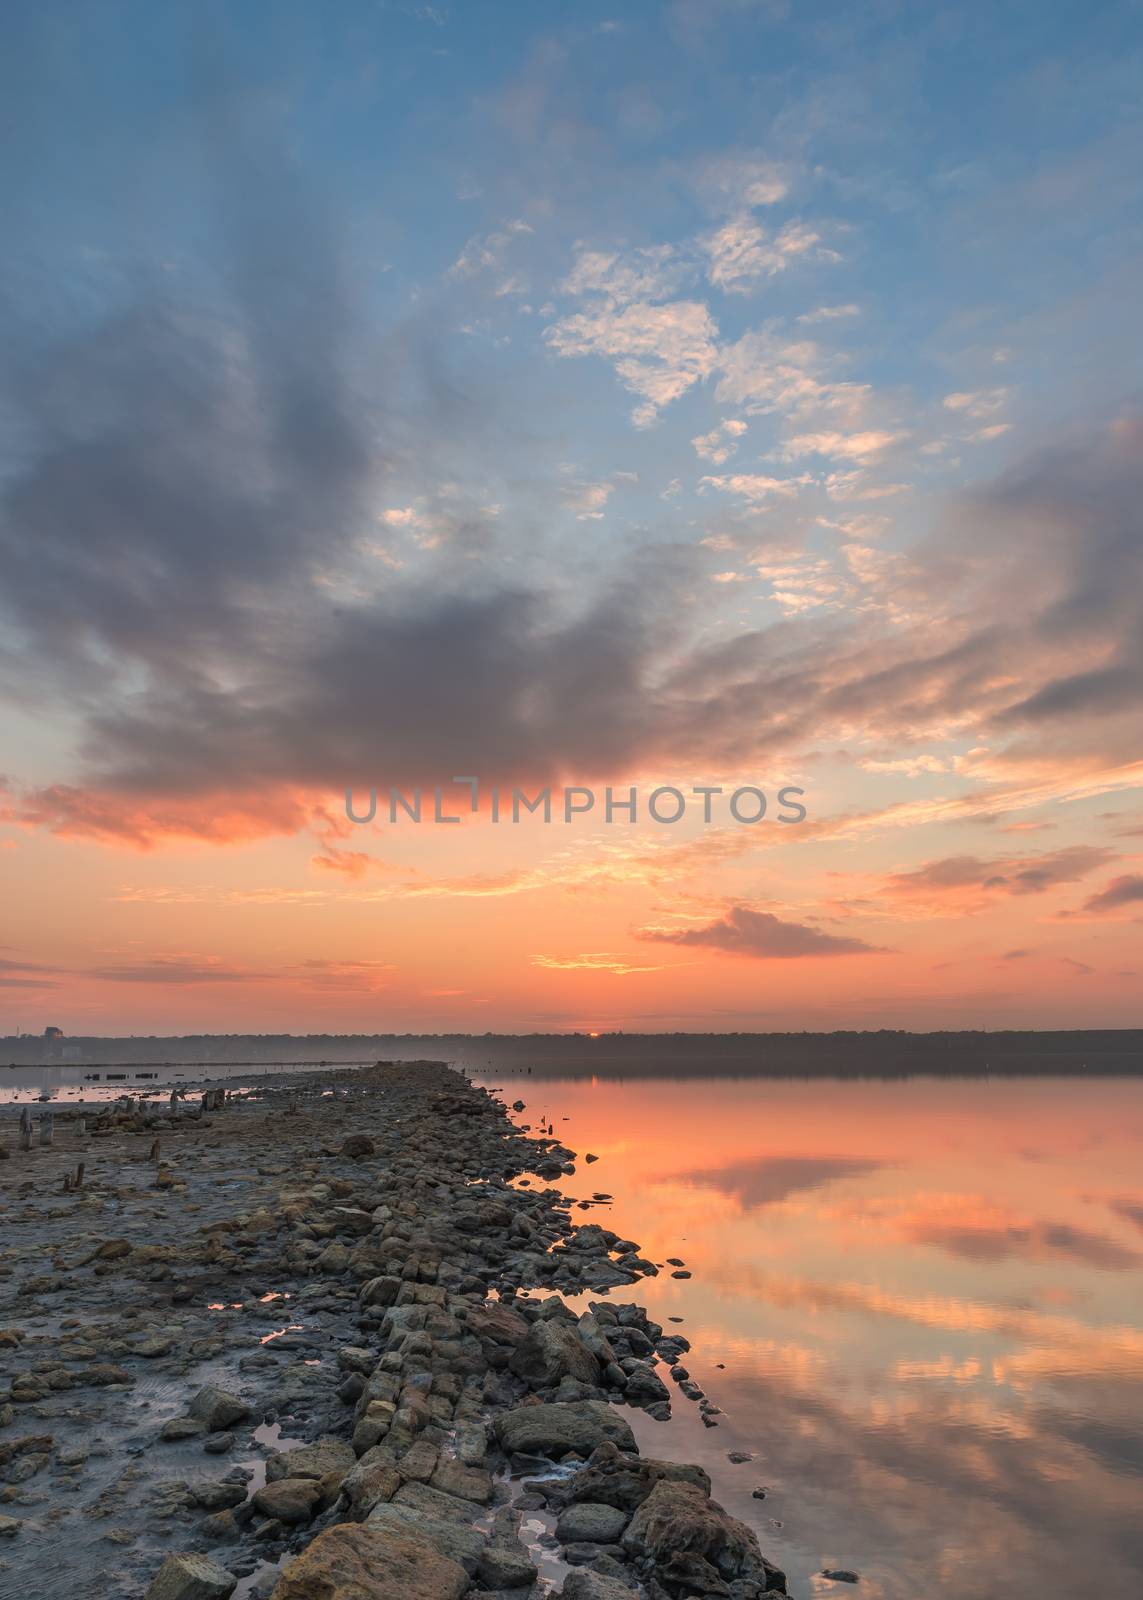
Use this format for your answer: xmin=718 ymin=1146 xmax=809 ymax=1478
xmin=365 ymin=1502 xmax=484 ymax=1574
xmin=621 ymin=1479 xmax=784 ymax=1588
xmin=340 ymin=1450 xmax=400 ymax=1516
xmin=510 ymin=1319 xmax=601 ymax=1388
xmin=495 ymin=1400 xmax=636 ymax=1459
xmin=271 ymin=1522 xmax=468 ymax=1599
xmin=567 ymin=1452 xmax=711 ymax=1512
xmin=559 ymin=1570 xmax=639 ymax=1599
xmin=556 ymin=1501 xmax=629 ymax=1544
xmin=464 ymin=1303 xmax=529 ymax=1345
xmin=145 ymin=1553 xmax=237 ymax=1600
xmin=252 ymin=1477 xmax=324 ymax=1523
xmin=187 ymin=1387 xmax=250 ymax=1432
xmin=265 ymin=1436 xmax=356 ymax=1490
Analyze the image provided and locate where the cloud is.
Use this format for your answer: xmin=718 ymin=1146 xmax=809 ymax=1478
xmin=639 ymin=905 xmax=887 ymax=958
xmin=1083 ymin=874 xmax=1143 ymax=914
xmin=884 ymin=845 xmax=1115 ymax=906
xmin=691 ymin=417 xmax=747 ymax=463
xmin=545 ymin=299 xmax=720 ymax=424
xmin=781 ymin=429 xmax=903 ymax=461
xmin=943 ymin=387 xmax=1011 ymax=418
xmin=699 ymin=471 xmax=811 ymax=503
xmin=703 ymin=216 xmax=831 ymax=293
xmin=797 ymin=303 xmax=861 ymax=323
xmin=531 ymin=951 xmax=670 ymax=974
xmin=89 ymin=957 xmax=269 ymax=984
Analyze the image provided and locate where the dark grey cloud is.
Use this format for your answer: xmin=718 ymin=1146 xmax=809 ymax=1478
xmin=1083 ymin=874 xmax=1143 ymax=913
xmin=1 ymin=42 xmax=1141 ymax=849
xmin=886 ymin=845 xmax=1114 ymax=898
xmin=640 ymin=905 xmax=887 ymax=958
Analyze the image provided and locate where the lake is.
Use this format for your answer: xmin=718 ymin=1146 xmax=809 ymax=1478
xmin=471 ymin=1071 xmax=1143 ymax=1600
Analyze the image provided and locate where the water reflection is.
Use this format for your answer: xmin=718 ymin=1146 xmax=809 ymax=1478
xmin=682 ymin=1155 xmax=884 ymax=1209
xmin=478 ymin=1073 xmax=1143 ymax=1600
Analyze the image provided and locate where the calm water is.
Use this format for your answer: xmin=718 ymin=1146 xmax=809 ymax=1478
xmin=475 ymin=1073 xmax=1143 ymax=1600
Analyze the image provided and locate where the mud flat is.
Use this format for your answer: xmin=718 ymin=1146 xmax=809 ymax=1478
xmin=0 ymin=1061 xmax=788 ymax=1600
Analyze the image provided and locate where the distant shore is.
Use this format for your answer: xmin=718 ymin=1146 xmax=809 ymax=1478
xmin=4 ymin=1027 xmax=1142 ymax=1076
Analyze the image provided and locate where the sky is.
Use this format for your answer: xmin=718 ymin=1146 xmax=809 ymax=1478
xmin=1 ymin=0 xmax=1141 ymax=1035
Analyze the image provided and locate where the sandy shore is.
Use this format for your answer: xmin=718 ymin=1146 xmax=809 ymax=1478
xmin=0 ymin=1061 xmax=788 ymax=1600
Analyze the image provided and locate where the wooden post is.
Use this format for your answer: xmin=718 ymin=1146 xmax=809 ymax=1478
xmin=149 ymin=1138 xmax=161 ymax=1163
xmin=19 ymin=1108 xmax=32 ymax=1152
xmin=75 ymin=1116 xmax=87 ymax=1137
xmin=39 ymin=1113 xmax=54 ymax=1147
xmin=75 ymin=1161 xmax=85 ymax=1188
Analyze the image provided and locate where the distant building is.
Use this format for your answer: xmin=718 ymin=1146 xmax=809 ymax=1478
xmin=43 ymin=1025 xmax=64 ymax=1039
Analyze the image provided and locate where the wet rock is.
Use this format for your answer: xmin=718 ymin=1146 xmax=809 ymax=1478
xmin=192 ymin=1481 xmax=249 ymax=1511
xmin=253 ymin=1477 xmax=324 ymax=1523
xmin=429 ymin=1457 xmax=494 ymax=1504
xmin=396 ymin=1438 xmax=438 ymax=1483
xmin=477 ymin=1541 xmax=538 ymax=1588
xmin=822 ymin=1569 xmax=860 ymax=1583
xmin=509 ymin=1320 xmax=601 ymax=1388
xmin=495 ymin=1400 xmax=636 ymax=1459
xmin=340 ymin=1452 xmax=400 ymax=1515
xmin=365 ymin=1500 xmax=484 ymax=1574
xmin=567 ymin=1451 xmax=710 ymax=1513
xmin=265 ymin=1435 xmax=356 ymax=1490
xmin=622 ymin=1479 xmax=784 ymax=1590
xmin=145 ymin=1552 xmax=237 ymax=1600
xmin=555 ymin=1501 xmax=629 ymax=1544
xmin=0 ymin=1515 xmax=21 ymax=1537
xmin=559 ymin=1570 xmax=639 ymax=1598
xmin=270 ymin=1521 xmax=468 ymax=1599
xmin=160 ymin=1417 xmax=208 ymax=1442
xmin=188 ymin=1386 xmax=251 ymax=1432
xmin=339 ymin=1135 xmax=375 ymax=1160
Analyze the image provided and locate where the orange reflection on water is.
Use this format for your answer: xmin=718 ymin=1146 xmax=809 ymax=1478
xmin=489 ymin=1071 xmax=1143 ymax=1600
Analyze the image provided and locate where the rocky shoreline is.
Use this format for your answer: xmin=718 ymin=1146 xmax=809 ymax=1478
xmin=0 ymin=1061 xmax=788 ymax=1600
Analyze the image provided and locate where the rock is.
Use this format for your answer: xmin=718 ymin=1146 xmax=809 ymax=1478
xmin=145 ymin=1552 xmax=237 ymax=1600
xmin=366 ymin=1501 xmax=484 ymax=1574
xmin=341 ymin=1452 xmax=400 ymax=1515
xmin=84 ymin=1363 xmax=133 ymax=1385
xmin=555 ymin=1501 xmax=629 ymax=1544
xmin=478 ymin=1542 xmax=538 ymax=1588
xmin=622 ymin=1365 xmax=670 ymax=1405
xmin=340 ymin=1135 xmax=375 ymax=1160
xmin=566 ymin=1452 xmax=711 ymax=1512
xmin=270 ymin=1522 xmax=468 ymax=1599
xmin=496 ymin=1400 xmax=636 ymax=1459
xmin=822 ymin=1569 xmax=860 ymax=1583
xmin=188 ymin=1387 xmax=250 ymax=1432
xmin=622 ymin=1479 xmax=782 ymax=1588
xmin=336 ymin=1346 xmax=374 ymax=1375
xmin=192 ymin=1481 xmax=249 ymax=1511
xmin=509 ymin=1320 xmax=601 ymax=1388
xmin=429 ymin=1457 xmax=494 ymax=1504
xmin=359 ymin=1275 xmax=402 ymax=1309
xmin=265 ymin=1436 xmax=356 ymax=1489
xmin=0 ymin=1515 xmax=21 ymax=1537
xmin=397 ymin=1438 xmax=439 ymax=1482
xmin=161 ymin=1417 xmax=208 ymax=1442
xmin=465 ymin=1303 xmax=529 ymax=1345
xmin=559 ymin=1570 xmax=638 ymax=1599
xmin=203 ymin=1433 xmax=235 ymax=1455
xmin=253 ymin=1478 xmax=324 ymax=1523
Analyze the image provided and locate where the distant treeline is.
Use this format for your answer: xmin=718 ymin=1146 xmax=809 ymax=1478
xmin=4 ymin=1029 xmax=1142 ymax=1076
